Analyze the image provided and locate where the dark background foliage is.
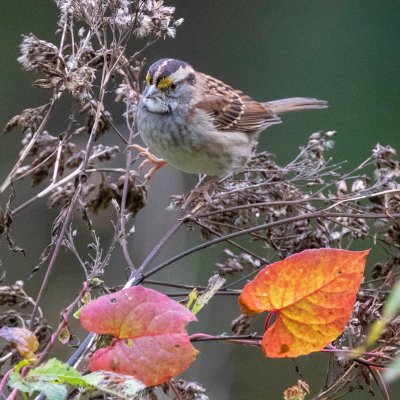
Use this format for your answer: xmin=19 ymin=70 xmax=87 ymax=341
xmin=1 ymin=1 xmax=400 ymax=399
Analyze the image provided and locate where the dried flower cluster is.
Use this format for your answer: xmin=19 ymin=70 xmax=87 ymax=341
xmin=56 ymin=0 xmax=182 ymax=38
xmin=181 ymin=133 xmax=400 ymax=263
xmin=3 ymin=0 xmax=178 ymax=219
xmin=18 ymin=33 xmax=96 ymax=101
xmin=161 ymin=379 xmax=209 ymax=400
xmin=283 ymin=380 xmax=310 ymax=400
xmin=216 ymin=249 xmax=261 ymax=276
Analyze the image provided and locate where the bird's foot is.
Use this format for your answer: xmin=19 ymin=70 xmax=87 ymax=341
xmin=128 ymin=144 xmax=167 ymax=180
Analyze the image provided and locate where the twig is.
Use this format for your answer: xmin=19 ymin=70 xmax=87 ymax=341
xmin=29 ymin=184 xmax=82 ymax=327
xmin=30 ymin=57 xmax=112 ymax=323
xmin=51 ymin=142 xmax=63 ymax=183
xmin=191 ymin=218 xmax=267 ymax=263
xmin=128 ymin=220 xmax=184 ymax=283
xmin=370 ymin=368 xmax=390 ymax=400
xmin=37 ymin=282 xmax=89 ymax=363
xmin=322 ymin=187 xmax=400 ymax=212
xmin=116 ymin=108 xmax=137 ymax=272
xmin=142 ymin=211 xmax=400 ymax=279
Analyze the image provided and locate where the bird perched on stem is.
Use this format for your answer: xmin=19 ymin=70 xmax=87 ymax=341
xmin=130 ymin=58 xmax=327 ymax=179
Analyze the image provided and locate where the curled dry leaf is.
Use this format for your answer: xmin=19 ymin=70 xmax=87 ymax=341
xmin=0 ymin=326 xmax=39 ymax=359
xmin=80 ymin=286 xmax=198 ymax=387
xmin=239 ymin=248 xmax=369 ymax=357
xmin=284 ymin=380 xmax=310 ymax=400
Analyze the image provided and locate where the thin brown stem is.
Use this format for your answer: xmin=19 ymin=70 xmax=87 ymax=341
xmin=143 ymin=211 xmax=400 ymax=279
xmin=29 ymin=183 xmax=82 ymax=328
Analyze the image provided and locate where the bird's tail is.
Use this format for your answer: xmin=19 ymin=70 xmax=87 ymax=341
xmin=263 ymin=97 xmax=328 ymax=115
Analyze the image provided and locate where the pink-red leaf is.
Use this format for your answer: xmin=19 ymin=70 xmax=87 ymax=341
xmin=80 ymin=286 xmax=196 ymax=339
xmin=89 ymin=334 xmax=197 ymax=387
xmin=80 ymin=286 xmax=198 ymax=387
xmin=239 ymin=248 xmax=369 ymax=358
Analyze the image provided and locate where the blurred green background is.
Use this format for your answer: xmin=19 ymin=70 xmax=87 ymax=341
xmin=1 ymin=1 xmax=400 ymax=399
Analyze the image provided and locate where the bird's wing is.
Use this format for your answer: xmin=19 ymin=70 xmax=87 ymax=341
xmin=194 ymin=73 xmax=281 ymax=133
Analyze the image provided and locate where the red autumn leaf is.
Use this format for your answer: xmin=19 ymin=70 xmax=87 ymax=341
xmin=80 ymin=286 xmax=198 ymax=387
xmin=239 ymin=248 xmax=369 ymax=358
xmin=89 ymin=335 xmax=197 ymax=386
xmin=0 ymin=326 xmax=39 ymax=359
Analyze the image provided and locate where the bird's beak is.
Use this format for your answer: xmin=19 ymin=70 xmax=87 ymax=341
xmin=145 ymin=84 xmax=162 ymax=99
xmin=141 ymin=83 xmax=169 ymax=114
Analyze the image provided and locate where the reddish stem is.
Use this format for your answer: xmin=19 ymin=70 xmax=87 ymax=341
xmin=264 ymin=310 xmax=277 ymax=332
xmin=0 ymin=368 xmax=13 ymax=394
xmin=167 ymin=380 xmax=182 ymax=400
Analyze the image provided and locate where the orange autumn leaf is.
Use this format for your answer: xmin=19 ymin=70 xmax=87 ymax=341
xmin=239 ymin=248 xmax=369 ymax=358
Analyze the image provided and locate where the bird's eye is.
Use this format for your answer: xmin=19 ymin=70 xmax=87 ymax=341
xmin=170 ymin=83 xmax=177 ymax=90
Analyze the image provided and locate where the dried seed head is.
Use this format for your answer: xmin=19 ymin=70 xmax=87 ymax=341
xmin=134 ymin=0 xmax=182 ymax=38
xmin=4 ymin=105 xmax=47 ymax=134
xmin=115 ymin=81 xmax=139 ymax=116
xmin=216 ymin=249 xmax=260 ymax=276
xmin=351 ymin=178 xmax=367 ymax=192
xmin=80 ymin=100 xmax=113 ymax=139
xmin=63 ymin=57 xmax=96 ymax=100
xmin=231 ymin=313 xmax=253 ymax=335
xmin=165 ymin=379 xmax=208 ymax=400
xmin=110 ymin=173 xmax=148 ymax=217
xmin=18 ymin=34 xmax=59 ymax=72
xmin=336 ymin=180 xmax=348 ymax=196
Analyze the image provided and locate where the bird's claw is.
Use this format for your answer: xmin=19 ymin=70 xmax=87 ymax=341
xmin=128 ymin=144 xmax=167 ymax=180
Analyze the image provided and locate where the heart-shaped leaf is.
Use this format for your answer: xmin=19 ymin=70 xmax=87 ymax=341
xmin=239 ymin=248 xmax=368 ymax=357
xmin=80 ymin=286 xmax=198 ymax=387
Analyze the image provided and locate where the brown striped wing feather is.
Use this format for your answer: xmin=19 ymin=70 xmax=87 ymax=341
xmin=194 ymin=73 xmax=281 ymax=133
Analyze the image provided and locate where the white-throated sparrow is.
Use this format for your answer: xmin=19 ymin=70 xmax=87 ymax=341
xmin=133 ymin=58 xmax=327 ymax=177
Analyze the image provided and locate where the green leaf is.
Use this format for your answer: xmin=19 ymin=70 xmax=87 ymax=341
xmin=8 ymin=371 xmax=32 ymax=393
xmin=28 ymin=358 xmax=89 ymax=387
xmin=83 ymin=371 xmax=145 ymax=399
xmin=14 ymin=359 xmax=32 ymax=373
xmin=73 ymin=307 xmax=82 ymax=319
xmin=82 ymin=291 xmax=92 ymax=304
xmin=8 ymin=371 xmax=67 ymax=400
xmin=30 ymin=382 xmax=67 ymax=400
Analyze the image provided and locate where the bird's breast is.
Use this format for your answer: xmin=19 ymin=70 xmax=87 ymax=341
xmin=137 ymin=107 xmax=253 ymax=176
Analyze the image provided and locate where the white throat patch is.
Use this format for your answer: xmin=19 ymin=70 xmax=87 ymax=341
xmin=143 ymin=96 xmax=169 ymax=114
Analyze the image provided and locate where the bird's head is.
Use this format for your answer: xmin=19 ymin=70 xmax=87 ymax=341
xmin=141 ymin=58 xmax=196 ymax=114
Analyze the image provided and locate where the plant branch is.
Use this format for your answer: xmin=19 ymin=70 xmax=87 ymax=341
xmin=142 ymin=211 xmax=400 ymax=279
xmin=29 ymin=184 xmax=82 ymax=327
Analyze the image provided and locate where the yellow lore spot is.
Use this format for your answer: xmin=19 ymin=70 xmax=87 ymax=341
xmin=157 ymin=77 xmax=174 ymax=91
xmin=145 ymin=72 xmax=151 ymax=85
